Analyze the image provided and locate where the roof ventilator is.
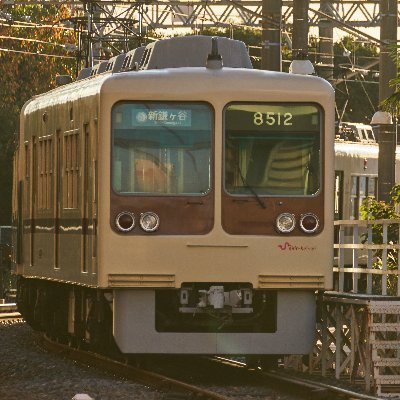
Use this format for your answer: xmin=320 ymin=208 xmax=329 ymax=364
xmin=206 ymin=37 xmax=223 ymax=70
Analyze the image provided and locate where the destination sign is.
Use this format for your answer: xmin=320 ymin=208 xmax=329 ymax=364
xmin=132 ymin=109 xmax=192 ymax=127
xmin=225 ymin=104 xmax=320 ymax=132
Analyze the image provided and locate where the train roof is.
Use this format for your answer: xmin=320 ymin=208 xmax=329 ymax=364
xmin=23 ymin=36 xmax=334 ymax=115
xmin=335 ymin=141 xmax=378 ymax=158
xmin=77 ymin=35 xmax=252 ymax=78
xmin=23 ymin=64 xmax=334 ymax=117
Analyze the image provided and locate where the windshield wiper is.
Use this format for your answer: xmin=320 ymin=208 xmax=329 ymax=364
xmin=237 ymin=165 xmax=267 ymax=209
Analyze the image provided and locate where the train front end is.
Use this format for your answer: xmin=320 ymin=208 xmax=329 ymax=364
xmin=99 ymin=66 xmax=335 ymax=355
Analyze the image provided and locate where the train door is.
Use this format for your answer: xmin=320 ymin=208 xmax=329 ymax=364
xmin=334 ymin=171 xmax=343 ymax=256
xmin=92 ymin=120 xmax=98 ymax=274
xmin=23 ymin=142 xmax=30 ymax=266
xmin=30 ymin=136 xmax=37 ymax=267
xmin=81 ymin=123 xmax=89 ymax=274
xmin=54 ymin=130 xmax=62 ymax=269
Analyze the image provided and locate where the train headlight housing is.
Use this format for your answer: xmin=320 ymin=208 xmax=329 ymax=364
xmin=140 ymin=212 xmax=160 ymax=232
xmin=300 ymin=213 xmax=319 ymax=234
xmin=276 ymin=213 xmax=296 ymax=233
xmin=115 ymin=211 xmax=135 ymax=232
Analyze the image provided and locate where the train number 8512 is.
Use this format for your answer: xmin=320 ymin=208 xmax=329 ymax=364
xmin=253 ymin=112 xmax=293 ymax=126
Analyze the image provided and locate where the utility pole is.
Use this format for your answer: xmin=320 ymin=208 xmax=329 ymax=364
xmin=261 ymin=0 xmax=282 ymax=71
xmin=292 ymin=0 xmax=309 ymax=60
xmin=318 ymin=0 xmax=334 ymax=81
xmin=375 ymin=0 xmax=398 ymax=202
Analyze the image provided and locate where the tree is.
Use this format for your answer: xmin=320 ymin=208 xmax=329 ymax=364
xmin=0 ymin=4 xmax=75 ymax=225
xmin=381 ymin=44 xmax=400 ymax=116
xmin=360 ymin=185 xmax=400 ymax=295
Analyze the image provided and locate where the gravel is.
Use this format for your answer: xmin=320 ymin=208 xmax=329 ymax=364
xmin=0 ymin=322 xmax=162 ymax=400
xmin=0 ymin=322 xmax=309 ymax=400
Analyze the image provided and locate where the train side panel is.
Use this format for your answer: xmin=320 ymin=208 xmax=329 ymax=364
xmin=14 ymin=77 xmax=105 ymax=287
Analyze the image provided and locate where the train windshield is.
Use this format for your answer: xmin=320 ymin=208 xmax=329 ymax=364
xmin=224 ymin=103 xmax=321 ymax=196
xmin=112 ymin=102 xmax=212 ymax=195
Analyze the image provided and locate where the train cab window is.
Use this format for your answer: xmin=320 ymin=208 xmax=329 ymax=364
xmin=112 ymin=102 xmax=212 ymax=195
xmin=224 ymin=103 xmax=321 ymax=196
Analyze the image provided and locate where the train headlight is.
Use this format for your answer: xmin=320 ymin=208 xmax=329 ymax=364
xmin=276 ymin=213 xmax=296 ymax=233
xmin=300 ymin=213 xmax=319 ymax=234
xmin=115 ymin=211 xmax=135 ymax=232
xmin=140 ymin=212 xmax=160 ymax=232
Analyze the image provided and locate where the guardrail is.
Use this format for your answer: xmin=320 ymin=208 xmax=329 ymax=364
xmin=288 ymin=220 xmax=400 ymax=397
xmin=334 ymin=219 xmax=400 ymax=296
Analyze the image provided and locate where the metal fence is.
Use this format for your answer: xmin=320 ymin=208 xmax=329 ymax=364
xmin=334 ymin=219 xmax=400 ymax=296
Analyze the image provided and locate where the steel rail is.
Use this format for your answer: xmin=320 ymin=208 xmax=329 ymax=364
xmin=213 ymin=357 xmax=385 ymax=400
xmin=39 ymin=335 xmax=230 ymax=400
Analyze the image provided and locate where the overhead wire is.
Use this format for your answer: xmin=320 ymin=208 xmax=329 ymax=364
xmin=0 ymin=34 xmax=69 ymax=47
xmin=0 ymin=1 xmax=382 ymax=75
xmin=0 ymin=47 xmax=75 ymax=58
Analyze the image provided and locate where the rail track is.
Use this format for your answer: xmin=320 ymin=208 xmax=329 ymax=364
xmin=39 ymin=335 xmax=231 ymax=400
xmin=0 ymin=304 xmax=386 ymax=400
xmin=37 ymin=330 xmax=386 ymax=400
xmin=210 ymin=357 xmax=385 ymax=400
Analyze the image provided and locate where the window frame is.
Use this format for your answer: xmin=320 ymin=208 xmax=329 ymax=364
xmin=110 ymin=100 xmax=215 ymax=197
xmin=222 ymin=101 xmax=324 ymax=198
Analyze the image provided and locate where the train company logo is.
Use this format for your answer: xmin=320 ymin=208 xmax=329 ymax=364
xmin=136 ymin=111 xmax=148 ymax=123
xmin=278 ymin=242 xmax=316 ymax=251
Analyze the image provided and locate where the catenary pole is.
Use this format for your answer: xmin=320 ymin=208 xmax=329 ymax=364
xmin=261 ymin=0 xmax=282 ymax=71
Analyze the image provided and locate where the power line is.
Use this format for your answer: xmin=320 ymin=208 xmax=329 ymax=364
xmin=0 ymin=34 xmax=69 ymax=48
xmin=0 ymin=46 xmax=75 ymax=58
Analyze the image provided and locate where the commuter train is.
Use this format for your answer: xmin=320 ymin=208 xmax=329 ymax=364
xmin=334 ymin=122 xmax=379 ymax=222
xmin=12 ymin=35 xmax=335 ymax=362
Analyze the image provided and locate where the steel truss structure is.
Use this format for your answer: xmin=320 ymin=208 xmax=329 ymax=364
xmin=1 ymin=1 xmax=396 ymax=31
xmin=1 ymin=1 xmax=394 ymax=71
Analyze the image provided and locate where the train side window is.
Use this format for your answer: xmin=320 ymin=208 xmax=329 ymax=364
xmin=24 ymin=143 xmax=30 ymax=214
xmin=25 ymin=143 xmax=29 ymax=180
xmin=63 ymin=130 xmax=80 ymax=209
xmin=359 ymin=176 xmax=366 ymax=197
xmin=334 ymin=171 xmax=343 ymax=220
xmin=367 ymin=177 xmax=377 ymax=197
xmin=358 ymin=176 xmax=367 ymax=216
xmin=38 ymin=137 xmax=53 ymax=210
xmin=350 ymin=175 xmax=377 ymax=220
xmin=350 ymin=176 xmax=358 ymax=219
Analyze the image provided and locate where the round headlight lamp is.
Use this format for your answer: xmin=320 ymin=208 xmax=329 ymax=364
xmin=276 ymin=213 xmax=296 ymax=233
xmin=115 ymin=211 xmax=135 ymax=232
xmin=140 ymin=212 xmax=160 ymax=232
xmin=300 ymin=213 xmax=319 ymax=234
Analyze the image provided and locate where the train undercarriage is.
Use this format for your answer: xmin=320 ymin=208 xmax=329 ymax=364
xmin=17 ymin=276 xmax=316 ymax=366
xmin=17 ymin=277 xmax=117 ymax=355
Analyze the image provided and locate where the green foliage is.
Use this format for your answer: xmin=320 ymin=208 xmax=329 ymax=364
xmin=381 ymin=44 xmax=400 ymax=116
xmin=0 ymin=5 xmax=75 ymax=225
xmin=360 ymin=185 xmax=400 ymax=295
